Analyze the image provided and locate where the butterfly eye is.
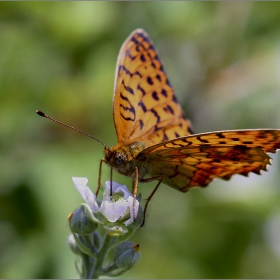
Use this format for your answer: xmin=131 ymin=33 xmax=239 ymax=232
xmin=115 ymin=152 xmax=127 ymax=166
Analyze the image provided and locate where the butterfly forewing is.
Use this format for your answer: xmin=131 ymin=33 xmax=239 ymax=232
xmin=113 ymin=29 xmax=193 ymax=146
xmin=136 ymin=129 xmax=280 ymax=191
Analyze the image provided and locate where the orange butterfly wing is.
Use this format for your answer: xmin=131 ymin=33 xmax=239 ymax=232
xmin=136 ymin=129 xmax=280 ymax=192
xmin=113 ymin=29 xmax=193 ymax=146
xmin=107 ymin=29 xmax=280 ymax=194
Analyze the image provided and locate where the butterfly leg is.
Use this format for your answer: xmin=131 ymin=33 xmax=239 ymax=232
xmin=110 ymin=166 xmax=113 ymax=196
xmin=141 ymin=176 xmax=163 ymax=227
xmin=132 ymin=169 xmax=163 ymax=226
xmin=96 ymin=158 xmax=106 ymax=196
xmin=132 ymin=167 xmax=139 ymax=221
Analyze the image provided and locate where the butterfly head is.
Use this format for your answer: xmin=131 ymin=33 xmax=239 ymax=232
xmin=104 ymin=146 xmax=128 ymax=169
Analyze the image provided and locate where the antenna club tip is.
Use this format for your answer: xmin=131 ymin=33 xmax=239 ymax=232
xmin=36 ymin=110 xmax=45 ymax=117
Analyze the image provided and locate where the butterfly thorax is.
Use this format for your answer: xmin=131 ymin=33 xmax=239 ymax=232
xmin=104 ymin=141 xmax=148 ymax=178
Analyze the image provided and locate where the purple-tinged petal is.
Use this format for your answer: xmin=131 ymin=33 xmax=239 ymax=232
xmin=100 ymin=200 xmax=130 ymax=222
xmin=72 ymin=177 xmax=99 ymax=212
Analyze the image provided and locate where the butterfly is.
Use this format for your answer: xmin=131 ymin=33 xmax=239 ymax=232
xmin=102 ymin=28 xmax=280 ymax=201
xmin=36 ymin=29 xmax=280 ymax=221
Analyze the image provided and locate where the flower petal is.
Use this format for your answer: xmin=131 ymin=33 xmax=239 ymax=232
xmin=105 ymin=181 xmax=132 ymax=199
xmin=125 ymin=196 xmax=139 ymax=226
xmin=100 ymin=200 xmax=130 ymax=222
xmin=72 ymin=177 xmax=99 ymax=211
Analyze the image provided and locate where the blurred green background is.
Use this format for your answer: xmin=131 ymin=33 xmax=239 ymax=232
xmin=1 ymin=2 xmax=280 ymax=278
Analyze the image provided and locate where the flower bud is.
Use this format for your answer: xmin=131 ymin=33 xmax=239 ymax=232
xmin=69 ymin=203 xmax=98 ymax=235
xmin=67 ymin=234 xmax=82 ymax=255
xmin=113 ymin=241 xmax=141 ymax=270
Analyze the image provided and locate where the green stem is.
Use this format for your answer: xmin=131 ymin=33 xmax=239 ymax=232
xmin=88 ymin=234 xmax=114 ymax=279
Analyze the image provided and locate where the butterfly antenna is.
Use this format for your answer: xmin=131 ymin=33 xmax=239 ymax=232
xmin=36 ymin=110 xmax=107 ymax=147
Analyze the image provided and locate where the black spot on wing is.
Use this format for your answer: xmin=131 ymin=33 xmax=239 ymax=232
xmin=230 ymin=157 xmax=239 ymax=161
xmin=156 ymin=74 xmax=161 ymax=82
xmin=161 ymin=89 xmax=167 ymax=97
xmin=135 ymin=44 xmax=144 ymax=53
xmin=119 ymin=65 xmax=142 ymax=79
xmin=119 ymin=65 xmax=132 ymax=77
xmin=123 ymin=83 xmax=134 ymax=95
xmin=197 ymin=136 xmax=209 ymax=143
xmin=172 ymin=93 xmax=178 ymax=103
xmin=166 ymin=78 xmax=172 ymax=87
xmin=131 ymin=37 xmax=139 ymax=46
xmin=134 ymin=71 xmax=142 ymax=78
xmin=126 ymin=52 xmax=137 ymax=61
xmin=147 ymin=76 xmax=153 ymax=85
xmin=139 ymin=119 xmax=144 ymax=130
xmin=152 ymin=91 xmax=159 ymax=101
xmin=138 ymin=100 xmax=147 ymax=112
xmin=234 ymin=145 xmax=249 ymax=151
xmin=154 ymin=54 xmax=160 ymax=61
xmin=216 ymin=132 xmax=226 ymax=138
xmin=137 ymin=32 xmax=149 ymax=42
xmin=163 ymin=104 xmax=174 ymax=115
xmin=137 ymin=85 xmax=146 ymax=96
xmin=149 ymin=43 xmax=155 ymax=51
xmin=151 ymin=108 xmax=160 ymax=124
xmin=120 ymin=93 xmax=135 ymax=121
xmin=188 ymin=126 xmax=194 ymax=134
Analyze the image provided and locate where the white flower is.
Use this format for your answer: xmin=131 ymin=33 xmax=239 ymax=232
xmin=101 ymin=181 xmax=139 ymax=227
xmin=72 ymin=178 xmax=139 ymax=228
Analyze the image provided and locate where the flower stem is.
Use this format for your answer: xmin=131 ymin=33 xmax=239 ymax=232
xmin=88 ymin=233 xmax=114 ymax=279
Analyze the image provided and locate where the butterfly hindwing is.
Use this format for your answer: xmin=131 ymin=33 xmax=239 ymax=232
xmin=136 ymin=129 xmax=280 ymax=191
